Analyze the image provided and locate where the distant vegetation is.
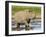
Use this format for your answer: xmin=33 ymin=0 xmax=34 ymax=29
xmin=12 ymin=6 xmax=41 ymax=15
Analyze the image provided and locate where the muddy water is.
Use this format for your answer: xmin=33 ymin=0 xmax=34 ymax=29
xmin=12 ymin=19 xmax=41 ymax=31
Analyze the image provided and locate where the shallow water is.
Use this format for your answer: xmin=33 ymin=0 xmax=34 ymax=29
xmin=12 ymin=19 xmax=41 ymax=31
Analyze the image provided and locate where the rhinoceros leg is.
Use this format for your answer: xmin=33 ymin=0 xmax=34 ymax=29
xmin=16 ymin=23 xmax=20 ymax=31
xmin=24 ymin=21 xmax=30 ymax=30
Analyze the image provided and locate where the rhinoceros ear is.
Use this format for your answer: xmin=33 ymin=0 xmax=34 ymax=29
xmin=28 ymin=10 xmax=32 ymax=13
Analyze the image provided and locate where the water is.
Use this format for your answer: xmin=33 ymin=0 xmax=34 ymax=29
xmin=12 ymin=19 xmax=41 ymax=31
xmin=31 ymin=21 xmax=41 ymax=30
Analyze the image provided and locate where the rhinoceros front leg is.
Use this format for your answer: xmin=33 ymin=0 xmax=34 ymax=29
xmin=24 ymin=21 xmax=30 ymax=30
